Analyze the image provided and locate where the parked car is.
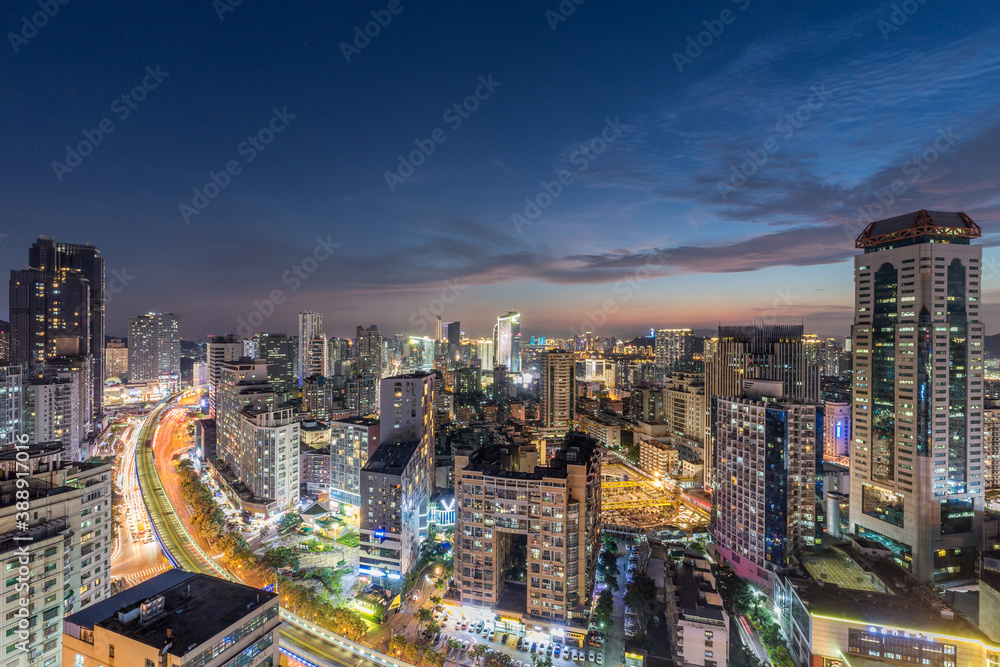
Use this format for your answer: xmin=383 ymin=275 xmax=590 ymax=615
xmin=596 ymin=654 xmax=603 ymax=665
xmin=588 ymin=651 xmax=596 ymax=663
xmin=462 ymin=640 xmax=470 ymax=651
xmin=572 ymin=650 xmax=579 ymax=661
xmin=502 ymin=633 xmax=509 ymax=644
xmin=530 ymin=642 xmax=537 ymax=654
xmin=516 ymin=638 xmax=524 ymax=650
xmin=564 ymin=650 xmax=573 ymax=661
xmin=554 ymin=646 xmax=562 ymax=657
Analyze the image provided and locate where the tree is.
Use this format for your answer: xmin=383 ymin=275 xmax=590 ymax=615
xmin=425 ymin=620 xmax=441 ymax=637
xmin=532 ymin=654 xmax=554 ymax=667
xmin=624 ymin=571 xmax=657 ymax=635
xmin=278 ymin=512 xmax=302 ymax=532
xmin=593 ymin=589 xmax=615 ymax=631
xmin=416 ymin=606 xmax=434 ymax=632
xmin=447 ymin=639 xmax=462 ymax=652
xmin=261 ymin=546 xmax=300 ymax=571
xmin=471 ymin=643 xmax=490 ymax=664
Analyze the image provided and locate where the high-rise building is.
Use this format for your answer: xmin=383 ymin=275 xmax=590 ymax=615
xmin=104 ymin=338 xmax=128 ymax=381
xmin=346 ymin=375 xmax=378 ymax=416
xmin=443 ymin=321 xmax=461 ymax=348
xmin=712 ymin=380 xmax=821 ymax=588
xmin=355 ymin=325 xmax=382 ymax=379
xmin=216 ymin=358 xmax=275 ymax=478
xmin=663 ymin=372 xmax=711 ymax=447
xmin=297 ymin=311 xmax=323 ymax=383
xmin=0 ymin=321 xmax=9 ymax=363
xmin=654 ymin=328 xmax=694 ymax=372
xmin=0 ymin=444 xmax=113 ymax=666
xmin=540 ymin=350 xmax=575 ymax=432
xmin=304 ymin=335 xmax=328 ymax=380
xmin=255 ymin=332 xmax=297 ymax=398
xmin=329 ymin=416 xmax=380 ymax=507
xmin=127 ymin=313 xmax=180 ymax=384
xmin=705 ymin=323 xmax=820 ymax=487
xmin=237 ymin=405 xmax=300 ymax=512
xmin=454 ymin=432 xmax=601 ymax=626
xmin=9 ymin=238 xmax=105 ymax=422
xmin=407 ymin=336 xmax=435 ymax=372
xmin=24 ymin=373 xmax=81 ymax=459
xmin=850 ymin=210 xmax=985 ymax=582
xmin=63 ymin=570 xmax=280 ymax=667
xmin=494 ymin=312 xmax=521 ymax=373
xmin=380 ymin=373 xmax=436 ymax=528
xmin=206 ymin=334 xmax=243 ymax=418
xmin=302 ymin=375 xmax=335 ymax=421
xmin=823 ymin=401 xmax=851 ymax=461
xmin=985 ymin=406 xmax=1000 ymax=491
xmin=0 ymin=365 xmax=21 ymax=449
xmin=359 ymin=440 xmax=425 ymax=579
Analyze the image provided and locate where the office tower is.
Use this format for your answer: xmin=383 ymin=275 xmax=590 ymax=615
xmin=191 ymin=361 xmax=207 ymax=386
xmin=355 ymin=325 xmax=382 ymax=379
xmin=407 ymin=336 xmax=435 ymax=372
xmin=380 ymin=373 xmax=435 ymax=527
xmin=304 ymin=335 xmax=328 ymax=380
xmin=476 ymin=339 xmax=495 ymax=372
xmin=435 ymin=316 xmax=443 ymax=341
xmin=24 ymin=373 xmax=81 ymax=459
xmin=237 ymin=405 xmax=300 ymax=512
xmin=216 ymin=359 xmax=275 ymax=477
xmin=104 ymin=338 xmax=128 ymax=380
xmin=346 ymin=376 xmax=378 ymax=416
xmin=242 ymin=336 xmax=259 ymax=359
xmin=654 ymin=328 xmax=693 ymax=372
xmin=540 ymin=350 xmax=575 ymax=432
xmin=454 ymin=432 xmax=601 ymax=625
xmin=705 ymin=323 xmax=820 ymax=486
xmin=127 ymin=313 xmax=180 ymax=383
xmin=11 ymin=238 xmax=105 ymax=421
xmin=206 ymin=334 xmax=243 ymax=418
xmin=823 ymin=401 xmax=851 ymax=460
xmin=985 ymin=407 xmax=1000 ymax=491
xmin=43 ymin=356 xmax=91 ymax=439
xmin=712 ymin=381 xmax=821 ymax=588
xmin=297 ymin=311 xmax=323 ymax=383
xmin=328 ymin=336 xmax=350 ymax=375
xmin=255 ymin=332 xmax=297 ymax=398
xmin=444 ymin=321 xmax=461 ymax=349
xmin=63 ymin=570 xmax=280 ymax=667
xmin=359 ymin=440 xmax=425 ymax=579
xmin=0 ymin=366 xmax=21 ymax=449
xmin=329 ymin=416 xmax=380 ymax=506
xmin=850 ymin=210 xmax=984 ymax=582
xmin=0 ymin=444 xmax=113 ymax=665
xmin=494 ymin=312 xmax=521 ymax=373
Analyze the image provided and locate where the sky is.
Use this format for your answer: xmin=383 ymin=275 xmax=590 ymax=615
xmin=3 ymin=0 xmax=1000 ymax=341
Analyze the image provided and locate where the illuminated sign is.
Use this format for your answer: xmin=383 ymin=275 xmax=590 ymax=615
xmin=440 ymin=498 xmax=455 ymax=512
xmin=836 ymin=422 xmax=843 ymax=439
xmin=375 ymin=530 xmax=385 ymax=540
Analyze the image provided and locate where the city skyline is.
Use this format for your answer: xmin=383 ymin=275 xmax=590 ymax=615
xmin=4 ymin=3 xmax=999 ymax=340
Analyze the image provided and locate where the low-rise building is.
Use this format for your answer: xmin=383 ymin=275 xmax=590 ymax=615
xmin=63 ymin=570 xmax=280 ymax=667
xmin=640 ymin=439 xmax=679 ymax=479
xmin=665 ymin=553 xmax=729 ymax=667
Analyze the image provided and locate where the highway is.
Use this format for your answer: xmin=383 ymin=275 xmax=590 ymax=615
xmin=134 ymin=390 xmax=383 ymax=667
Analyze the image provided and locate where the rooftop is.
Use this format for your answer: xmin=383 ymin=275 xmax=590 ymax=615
xmin=465 ymin=431 xmax=598 ymax=480
xmin=363 ymin=440 xmax=420 ymax=476
xmin=65 ymin=571 xmax=277 ymax=655
xmin=331 ymin=415 xmax=380 ymax=427
xmin=856 ymin=209 xmax=980 ymax=249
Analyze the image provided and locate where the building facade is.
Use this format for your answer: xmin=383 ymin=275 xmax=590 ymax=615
xmin=540 ymin=350 xmax=576 ymax=433
xmin=850 ymin=210 xmax=984 ymax=583
xmin=127 ymin=313 xmax=180 ymax=384
xmin=237 ymin=406 xmax=300 ymax=512
xmin=655 ymin=328 xmax=694 ymax=372
xmin=330 ymin=416 xmax=380 ymax=507
xmin=298 ymin=311 xmax=323 ymax=384
xmin=206 ymin=334 xmax=243 ymax=418
xmin=359 ymin=440 xmax=425 ymax=579
xmin=495 ymin=312 xmax=521 ymax=373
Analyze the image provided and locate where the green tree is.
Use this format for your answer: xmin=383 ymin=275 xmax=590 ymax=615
xmin=416 ymin=606 xmax=434 ymax=632
xmin=278 ymin=512 xmax=302 ymax=532
xmin=471 ymin=643 xmax=490 ymax=664
xmin=425 ymin=620 xmax=441 ymax=637
xmin=624 ymin=571 xmax=657 ymax=635
xmin=261 ymin=546 xmax=300 ymax=571
xmin=593 ymin=589 xmax=615 ymax=631
xmin=532 ymin=654 xmax=554 ymax=667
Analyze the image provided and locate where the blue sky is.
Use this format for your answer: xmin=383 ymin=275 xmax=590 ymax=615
xmin=3 ymin=0 xmax=999 ymax=340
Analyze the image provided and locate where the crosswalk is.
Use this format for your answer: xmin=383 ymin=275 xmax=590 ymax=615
xmin=118 ymin=564 xmax=172 ymax=589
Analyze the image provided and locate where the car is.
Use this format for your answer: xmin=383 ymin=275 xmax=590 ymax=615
xmin=547 ymin=645 xmax=554 ymax=656
xmin=596 ymin=654 xmax=603 ymax=665
xmin=481 ymin=627 xmax=489 ymax=638
xmin=433 ymin=634 xmax=441 ymax=645
xmin=462 ymin=640 xmax=470 ymax=651
xmin=588 ymin=651 xmax=596 ymax=662
xmin=554 ymin=646 xmax=561 ymax=657
xmin=516 ymin=638 xmax=524 ymax=650
xmin=462 ymin=621 xmax=469 ymax=630
xmin=530 ymin=642 xmax=537 ymax=653
xmin=564 ymin=650 xmax=573 ymax=661
xmin=502 ymin=633 xmax=510 ymax=644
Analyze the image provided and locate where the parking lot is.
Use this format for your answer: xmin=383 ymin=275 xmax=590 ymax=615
xmin=419 ymin=610 xmax=607 ymax=667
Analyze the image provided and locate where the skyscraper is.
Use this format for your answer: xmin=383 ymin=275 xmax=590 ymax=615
xmin=355 ymin=325 xmax=382 ymax=379
xmin=850 ymin=210 xmax=984 ymax=582
xmin=297 ymin=312 xmax=323 ymax=383
xmin=494 ymin=311 xmax=521 ymax=373
xmin=654 ymin=328 xmax=693 ymax=372
xmin=104 ymin=337 xmax=128 ymax=380
xmin=9 ymin=267 xmax=90 ymax=369
xmin=255 ymin=332 xmax=297 ymax=398
xmin=15 ymin=237 xmax=105 ymax=421
xmin=304 ymin=334 xmax=329 ymax=379
xmin=216 ymin=358 xmax=274 ymax=477
xmin=206 ymin=334 xmax=243 ymax=418
xmin=0 ymin=365 xmax=22 ymax=449
xmin=127 ymin=313 xmax=180 ymax=384
xmin=712 ymin=380 xmax=821 ymax=588
xmin=379 ymin=373 xmax=436 ymax=530
xmin=540 ymin=349 xmax=575 ymax=432
xmin=705 ymin=323 xmax=820 ymax=487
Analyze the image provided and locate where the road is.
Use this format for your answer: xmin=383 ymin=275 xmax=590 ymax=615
xmin=737 ymin=615 xmax=771 ymax=666
xmin=135 ymin=390 xmax=384 ymax=667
